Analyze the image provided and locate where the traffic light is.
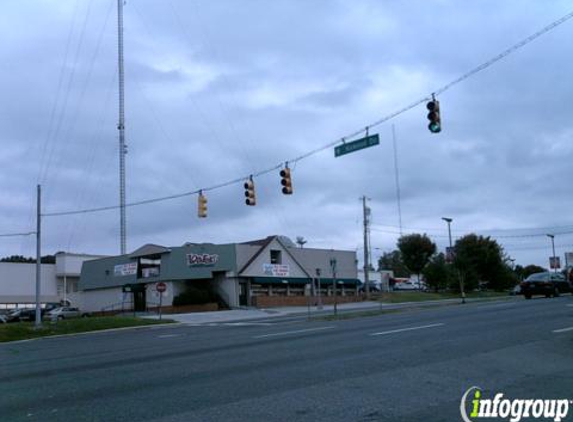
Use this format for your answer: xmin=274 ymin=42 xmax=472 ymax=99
xmin=426 ymin=99 xmax=441 ymax=133
xmin=197 ymin=192 xmax=207 ymax=218
xmin=280 ymin=167 xmax=293 ymax=195
xmin=244 ymin=177 xmax=256 ymax=206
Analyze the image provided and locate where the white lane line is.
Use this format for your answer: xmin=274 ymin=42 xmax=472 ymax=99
xmin=566 ymin=304 xmax=573 ymax=307
xmin=552 ymin=326 xmax=573 ymax=334
xmin=157 ymin=334 xmax=182 ymax=338
xmin=253 ymin=326 xmax=335 ymax=339
xmin=370 ymin=323 xmax=445 ymax=336
xmin=477 ymin=302 xmax=516 ymax=310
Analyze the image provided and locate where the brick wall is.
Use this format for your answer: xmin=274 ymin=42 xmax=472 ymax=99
xmin=253 ymin=295 xmax=364 ymax=307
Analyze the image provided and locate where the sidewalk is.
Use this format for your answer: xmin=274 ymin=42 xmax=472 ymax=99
xmin=145 ymin=297 xmax=510 ymax=324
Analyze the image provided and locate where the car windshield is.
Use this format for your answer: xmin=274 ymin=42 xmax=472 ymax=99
xmin=525 ymin=273 xmax=549 ymax=281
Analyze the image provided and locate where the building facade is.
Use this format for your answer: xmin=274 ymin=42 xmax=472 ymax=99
xmin=78 ymin=235 xmax=359 ymax=312
xmin=0 ymin=252 xmax=105 ymax=310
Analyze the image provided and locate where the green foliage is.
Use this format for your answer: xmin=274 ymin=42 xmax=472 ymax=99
xmin=377 ymin=250 xmax=409 ymax=277
xmin=521 ymin=264 xmax=547 ymax=279
xmin=0 ymin=255 xmax=56 ymax=263
xmin=397 ymin=233 xmax=436 ymax=278
xmin=453 ymin=234 xmax=515 ymax=291
xmin=422 ymin=253 xmax=453 ymax=292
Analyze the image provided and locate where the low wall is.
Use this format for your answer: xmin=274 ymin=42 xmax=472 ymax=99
xmin=154 ymin=303 xmax=219 ymax=314
xmin=253 ymin=295 xmax=364 ymax=307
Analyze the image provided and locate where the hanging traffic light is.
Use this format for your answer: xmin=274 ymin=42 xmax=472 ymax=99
xmin=244 ymin=177 xmax=256 ymax=206
xmin=197 ymin=191 xmax=207 ymax=218
xmin=280 ymin=167 xmax=293 ymax=195
xmin=426 ymin=99 xmax=441 ymax=133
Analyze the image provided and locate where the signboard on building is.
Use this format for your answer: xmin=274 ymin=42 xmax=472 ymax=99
xmin=565 ymin=252 xmax=573 ymax=268
xmin=187 ymin=253 xmax=219 ymax=266
xmin=142 ymin=267 xmax=160 ymax=278
xmin=114 ymin=262 xmax=137 ymax=277
xmin=550 ymin=256 xmax=561 ymax=270
xmin=263 ymin=264 xmax=290 ymax=277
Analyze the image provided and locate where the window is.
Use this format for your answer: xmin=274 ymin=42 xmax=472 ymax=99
xmin=270 ymin=250 xmax=282 ymax=264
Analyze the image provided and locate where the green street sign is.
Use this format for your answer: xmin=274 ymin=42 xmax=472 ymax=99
xmin=334 ymin=134 xmax=380 ymax=157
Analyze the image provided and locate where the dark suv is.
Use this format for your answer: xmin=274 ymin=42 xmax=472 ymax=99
xmin=520 ymin=272 xmax=572 ymax=299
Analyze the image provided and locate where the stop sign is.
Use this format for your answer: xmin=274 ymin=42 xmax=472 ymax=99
xmin=156 ymin=282 xmax=167 ymax=293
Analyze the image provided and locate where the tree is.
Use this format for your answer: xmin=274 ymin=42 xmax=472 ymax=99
xmin=453 ymin=234 xmax=515 ymax=291
xmin=377 ymin=250 xmax=409 ymax=277
xmin=0 ymin=255 xmax=56 ymax=264
xmin=397 ymin=234 xmax=436 ymax=285
xmin=521 ymin=264 xmax=546 ymax=279
xmin=422 ymin=253 xmax=453 ymax=292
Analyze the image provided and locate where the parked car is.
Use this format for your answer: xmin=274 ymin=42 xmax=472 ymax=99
xmin=0 ymin=314 xmax=6 ymax=324
xmin=520 ymin=272 xmax=572 ymax=299
xmin=4 ymin=309 xmax=25 ymax=323
xmin=45 ymin=307 xmax=84 ymax=321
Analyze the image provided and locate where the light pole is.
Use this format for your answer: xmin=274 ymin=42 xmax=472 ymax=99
xmin=330 ymin=257 xmax=337 ymax=316
xmin=547 ymin=234 xmax=557 ymax=273
xmin=442 ymin=217 xmax=465 ymax=304
xmin=315 ymin=268 xmax=322 ymax=309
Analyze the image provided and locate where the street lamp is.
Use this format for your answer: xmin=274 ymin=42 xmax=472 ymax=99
xmin=442 ymin=217 xmax=465 ymax=304
xmin=547 ymin=234 xmax=557 ymax=273
xmin=330 ymin=257 xmax=337 ymax=316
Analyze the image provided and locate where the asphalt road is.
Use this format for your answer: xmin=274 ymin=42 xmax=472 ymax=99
xmin=1 ymin=296 xmax=573 ymax=422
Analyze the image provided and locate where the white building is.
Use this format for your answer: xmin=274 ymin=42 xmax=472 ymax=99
xmin=0 ymin=252 xmax=105 ymax=309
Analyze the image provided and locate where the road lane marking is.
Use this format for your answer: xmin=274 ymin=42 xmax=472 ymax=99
xmin=566 ymin=304 xmax=573 ymax=307
xmin=157 ymin=334 xmax=183 ymax=338
xmin=370 ymin=323 xmax=445 ymax=336
xmin=552 ymin=326 xmax=573 ymax=333
xmin=477 ymin=302 xmax=516 ymax=310
xmin=253 ymin=326 xmax=335 ymax=339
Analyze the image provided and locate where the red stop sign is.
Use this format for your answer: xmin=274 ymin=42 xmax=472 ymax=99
xmin=156 ymin=282 xmax=167 ymax=293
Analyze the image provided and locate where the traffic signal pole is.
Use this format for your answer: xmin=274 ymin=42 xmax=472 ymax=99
xmin=362 ymin=196 xmax=370 ymax=299
xmin=35 ymin=185 xmax=42 ymax=328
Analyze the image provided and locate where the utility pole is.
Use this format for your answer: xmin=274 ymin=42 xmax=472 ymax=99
xmin=117 ymin=0 xmax=127 ymax=255
xmin=315 ymin=268 xmax=322 ymax=309
xmin=330 ymin=257 xmax=337 ymax=316
xmin=35 ymin=185 xmax=42 ymax=328
xmin=442 ymin=217 xmax=465 ymax=304
xmin=362 ymin=196 xmax=371 ymax=299
xmin=547 ymin=234 xmax=557 ymax=273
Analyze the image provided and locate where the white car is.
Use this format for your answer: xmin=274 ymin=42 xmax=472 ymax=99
xmin=45 ymin=307 xmax=83 ymax=321
xmin=0 ymin=314 xmax=6 ymax=324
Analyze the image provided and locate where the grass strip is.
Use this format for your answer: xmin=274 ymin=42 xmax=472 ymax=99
xmin=0 ymin=316 xmax=174 ymax=343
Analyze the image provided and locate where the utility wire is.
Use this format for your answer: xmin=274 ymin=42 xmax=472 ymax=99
xmin=42 ymin=9 xmax=573 ymax=218
xmin=0 ymin=232 xmax=36 ymax=238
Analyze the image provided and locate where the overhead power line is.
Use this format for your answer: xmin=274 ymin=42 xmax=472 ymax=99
xmin=0 ymin=232 xmax=36 ymax=238
xmin=42 ymin=9 xmax=573 ymax=218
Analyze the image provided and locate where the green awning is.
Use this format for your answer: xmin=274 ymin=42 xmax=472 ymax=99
xmin=250 ymin=277 xmax=360 ymax=286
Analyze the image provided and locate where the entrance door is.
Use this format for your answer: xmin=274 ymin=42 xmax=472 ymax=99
xmin=239 ymin=283 xmax=247 ymax=306
xmin=134 ymin=290 xmax=146 ymax=312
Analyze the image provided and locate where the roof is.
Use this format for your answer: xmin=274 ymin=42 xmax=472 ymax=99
xmin=129 ymin=244 xmax=171 ymax=258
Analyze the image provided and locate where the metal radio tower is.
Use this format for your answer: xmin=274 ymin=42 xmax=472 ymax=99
xmin=117 ymin=0 xmax=127 ymax=254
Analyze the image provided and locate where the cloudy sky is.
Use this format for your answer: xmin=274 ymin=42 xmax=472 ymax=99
xmin=1 ymin=0 xmax=573 ymax=268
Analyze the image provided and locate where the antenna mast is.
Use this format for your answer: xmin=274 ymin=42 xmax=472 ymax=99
xmin=117 ymin=0 xmax=127 ymax=254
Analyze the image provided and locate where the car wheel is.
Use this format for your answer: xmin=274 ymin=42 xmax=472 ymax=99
xmin=57 ymin=315 xmax=64 ymax=321
xmin=524 ymin=293 xmax=532 ymax=299
xmin=553 ymin=287 xmax=560 ymax=297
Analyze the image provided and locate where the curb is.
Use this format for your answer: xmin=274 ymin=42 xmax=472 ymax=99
xmin=0 ymin=321 xmax=182 ymax=345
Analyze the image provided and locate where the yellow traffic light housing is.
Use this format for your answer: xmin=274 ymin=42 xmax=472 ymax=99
xmin=244 ymin=177 xmax=256 ymax=206
xmin=197 ymin=192 xmax=208 ymax=218
xmin=427 ymin=99 xmax=441 ymax=133
xmin=280 ymin=167 xmax=293 ymax=195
